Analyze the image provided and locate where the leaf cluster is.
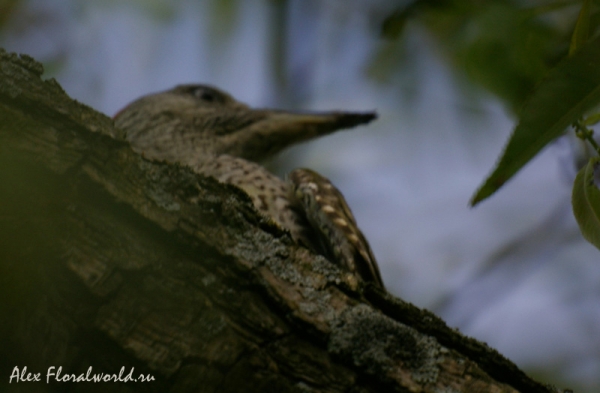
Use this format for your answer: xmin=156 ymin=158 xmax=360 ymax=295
xmin=380 ymin=0 xmax=600 ymax=251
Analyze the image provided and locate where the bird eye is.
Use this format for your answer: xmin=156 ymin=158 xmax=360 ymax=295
xmin=193 ymin=87 xmax=216 ymax=102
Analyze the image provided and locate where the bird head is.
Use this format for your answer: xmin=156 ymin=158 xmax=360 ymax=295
xmin=114 ymin=84 xmax=377 ymax=165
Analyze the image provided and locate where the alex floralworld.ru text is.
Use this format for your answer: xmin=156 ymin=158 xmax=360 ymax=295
xmin=9 ymin=366 xmax=155 ymax=383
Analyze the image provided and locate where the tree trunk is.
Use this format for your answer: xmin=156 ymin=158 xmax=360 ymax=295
xmin=0 ymin=48 xmax=568 ymax=393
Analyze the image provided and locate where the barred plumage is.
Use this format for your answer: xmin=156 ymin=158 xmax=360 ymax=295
xmin=289 ymin=168 xmax=383 ymax=288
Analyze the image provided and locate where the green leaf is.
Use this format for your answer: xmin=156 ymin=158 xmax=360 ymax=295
xmin=569 ymin=0 xmax=592 ymax=56
xmin=471 ymin=34 xmax=600 ymax=206
xmin=583 ymin=112 xmax=600 ymax=126
xmin=572 ymin=157 xmax=600 ymax=250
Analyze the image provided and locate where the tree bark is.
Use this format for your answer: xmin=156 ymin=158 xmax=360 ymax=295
xmin=0 ymin=48 xmax=568 ymax=393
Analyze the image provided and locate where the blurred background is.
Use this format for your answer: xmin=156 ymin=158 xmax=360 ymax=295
xmin=1 ymin=0 xmax=599 ymax=391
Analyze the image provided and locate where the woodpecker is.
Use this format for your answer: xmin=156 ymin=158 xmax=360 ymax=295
xmin=114 ymin=84 xmax=384 ymax=289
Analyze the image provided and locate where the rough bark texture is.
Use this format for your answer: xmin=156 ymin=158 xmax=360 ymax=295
xmin=0 ymin=48 xmax=569 ymax=393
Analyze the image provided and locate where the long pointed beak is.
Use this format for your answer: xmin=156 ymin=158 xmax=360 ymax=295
xmin=220 ymin=109 xmax=378 ymax=162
